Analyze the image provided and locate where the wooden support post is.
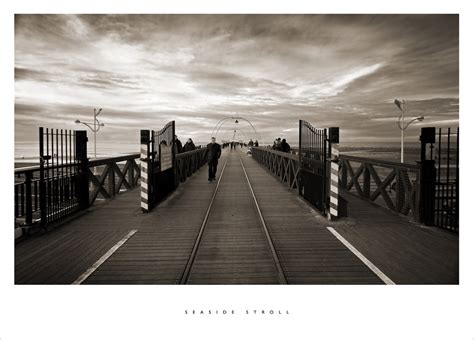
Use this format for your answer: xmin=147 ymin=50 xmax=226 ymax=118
xmin=128 ymin=161 xmax=134 ymax=188
xmin=25 ymin=171 xmax=33 ymax=225
xmin=363 ymin=164 xmax=371 ymax=199
xmin=341 ymin=161 xmax=347 ymax=189
xmin=395 ymin=169 xmax=402 ymax=212
xmin=108 ymin=165 xmax=115 ymax=196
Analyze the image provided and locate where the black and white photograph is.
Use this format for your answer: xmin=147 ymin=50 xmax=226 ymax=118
xmin=1 ymin=2 xmax=473 ymax=340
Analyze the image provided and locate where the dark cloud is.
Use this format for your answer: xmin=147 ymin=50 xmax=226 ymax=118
xmin=15 ymin=14 xmax=458 ymax=148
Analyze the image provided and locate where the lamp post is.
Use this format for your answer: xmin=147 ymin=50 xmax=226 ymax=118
xmin=394 ymin=99 xmax=424 ymax=163
xmin=75 ymin=108 xmax=104 ymax=159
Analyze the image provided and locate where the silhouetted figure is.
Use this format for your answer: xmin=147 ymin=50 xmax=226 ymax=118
xmin=174 ymin=135 xmax=183 ymax=153
xmin=248 ymin=139 xmax=254 ymax=147
xmin=183 ymin=138 xmax=196 ymax=152
xmin=273 ymin=138 xmax=282 ymax=151
xmin=206 ymin=137 xmax=221 ymax=181
xmin=280 ymin=138 xmax=291 ymax=153
xmin=254 ymin=140 xmax=259 ymax=147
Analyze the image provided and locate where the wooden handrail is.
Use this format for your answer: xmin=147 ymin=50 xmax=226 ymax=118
xmin=339 ymin=154 xmax=419 ymax=171
xmin=14 ymin=153 xmax=142 ymax=225
xmin=252 ymin=146 xmax=299 ymax=161
xmin=15 ymin=153 xmax=141 ymax=175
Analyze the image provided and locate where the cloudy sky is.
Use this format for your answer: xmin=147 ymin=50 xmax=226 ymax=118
xmin=15 ymin=14 xmax=458 ymax=148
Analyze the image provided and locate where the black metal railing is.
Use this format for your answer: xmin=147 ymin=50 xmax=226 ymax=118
xmin=420 ymin=127 xmax=459 ymax=231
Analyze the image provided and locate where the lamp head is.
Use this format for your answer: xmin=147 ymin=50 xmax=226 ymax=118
xmin=417 ymin=116 xmax=424 ymax=121
xmin=74 ymin=119 xmax=81 ymax=124
xmin=100 ymin=123 xmax=105 ymax=127
xmin=394 ymin=99 xmax=404 ymax=111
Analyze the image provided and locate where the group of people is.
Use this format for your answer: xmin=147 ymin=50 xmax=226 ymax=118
xmin=272 ymin=137 xmax=291 ymax=153
xmin=175 ymin=135 xmax=292 ymax=183
xmin=174 ymin=136 xmax=197 ymax=153
xmin=222 ymin=141 xmax=244 ymax=149
xmin=247 ymin=139 xmax=259 ymax=147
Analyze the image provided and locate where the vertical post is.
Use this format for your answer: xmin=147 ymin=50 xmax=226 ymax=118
xmin=108 ymin=165 xmax=116 ymax=196
xmin=322 ymin=129 xmax=327 ymax=214
xmin=93 ymin=109 xmax=97 ymax=159
xmin=298 ymin=120 xmax=302 ymax=196
xmin=418 ymin=127 xmax=436 ymax=225
xmin=172 ymin=121 xmax=178 ymax=189
xmin=75 ymin=130 xmax=89 ymax=211
xmin=128 ymin=160 xmax=134 ymax=187
xmin=140 ymin=130 xmax=151 ymax=212
xmin=25 ymin=171 xmax=33 ymax=225
xmin=363 ymin=165 xmax=371 ymax=199
xmin=39 ymin=127 xmax=46 ymax=227
xmin=341 ymin=160 xmax=347 ymax=189
xmin=328 ymin=127 xmax=340 ymax=220
xmin=401 ymin=119 xmax=404 ymax=163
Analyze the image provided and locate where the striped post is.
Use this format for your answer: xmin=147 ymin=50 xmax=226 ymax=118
xmin=329 ymin=143 xmax=339 ymax=220
xmin=140 ymin=130 xmax=150 ymax=212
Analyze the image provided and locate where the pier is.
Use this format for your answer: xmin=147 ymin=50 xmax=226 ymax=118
xmin=14 ymin=121 xmax=459 ymax=284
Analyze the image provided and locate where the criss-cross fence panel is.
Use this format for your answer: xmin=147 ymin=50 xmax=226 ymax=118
xmin=251 ymin=147 xmax=300 ymax=190
xmin=339 ymin=155 xmax=421 ymax=221
xmin=88 ymin=154 xmax=140 ymax=205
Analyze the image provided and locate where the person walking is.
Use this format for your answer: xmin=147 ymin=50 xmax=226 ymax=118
xmin=206 ymin=137 xmax=221 ymax=181
xmin=183 ymin=138 xmax=196 ymax=152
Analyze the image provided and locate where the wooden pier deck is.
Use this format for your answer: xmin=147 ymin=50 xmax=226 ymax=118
xmin=15 ymin=149 xmax=458 ymax=284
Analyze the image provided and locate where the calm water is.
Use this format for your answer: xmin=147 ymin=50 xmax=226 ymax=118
xmin=14 ymin=141 xmax=423 ymax=167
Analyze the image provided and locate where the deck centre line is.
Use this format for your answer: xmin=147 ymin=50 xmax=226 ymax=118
xmin=326 ymin=227 xmax=395 ymax=285
xmin=72 ymin=230 xmax=138 ymax=285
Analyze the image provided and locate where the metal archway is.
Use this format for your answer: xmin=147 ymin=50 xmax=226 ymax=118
xmin=211 ymin=116 xmax=262 ymax=144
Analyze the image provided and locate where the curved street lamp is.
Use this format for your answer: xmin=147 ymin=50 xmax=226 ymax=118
xmin=394 ymin=99 xmax=424 ymax=163
xmin=75 ymin=108 xmax=105 ymax=159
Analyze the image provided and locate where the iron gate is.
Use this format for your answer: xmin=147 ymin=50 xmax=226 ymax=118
xmin=420 ymin=127 xmax=459 ymax=231
xmin=298 ymin=120 xmax=329 ymax=214
xmin=141 ymin=121 xmax=176 ymax=211
xmin=39 ymin=127 xmax=89 ymax=227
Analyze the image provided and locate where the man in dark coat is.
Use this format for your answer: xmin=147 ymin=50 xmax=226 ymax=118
xmin=280 ymin=138 xmax=291 ymax=153
xmin=174 ymin=135 xmax=183 ymax=153
xmin=183 ymin=138 xmax=196 ymax=152
xmin=206 ymin=137 xmax=221 ymax=181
